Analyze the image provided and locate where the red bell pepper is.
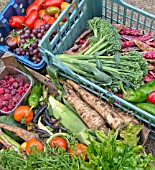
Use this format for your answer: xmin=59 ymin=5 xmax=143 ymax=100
xmin=25 ymin=10 xmax=39 ymax=29
xmin=26 ymin=2 xmax=42 ymax=16
xmin=147 ymin=91 xmax=155 ymax=104
xmin=43 ymin=0 xmax=64 ymax=8
xmin=9 ymin=16 xmax=26 ymax=29
xmin=34 ymin=19 xmax=46 ymax=29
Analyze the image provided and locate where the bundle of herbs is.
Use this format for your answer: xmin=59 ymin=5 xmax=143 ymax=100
xmin=57 ymin=50 xmax=148 ymax=92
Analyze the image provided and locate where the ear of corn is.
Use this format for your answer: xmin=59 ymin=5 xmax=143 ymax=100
xmin=48 ymin=96 xmax=95 ymax=145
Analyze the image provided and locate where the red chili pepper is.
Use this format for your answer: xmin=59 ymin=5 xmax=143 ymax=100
xmin=43 ymin=0 xmax=64 ymax=8
xmin=34 ymin=19 xmax=46 ymax=29
xmin=9 ymin=16 xmax=26 ymax=29
xmin=147 ymin=91 xmax=155 ymax=104
xmin=25 ymin=10 xmax=39 ymax=29
xmin=26 ymin=2 xmax=42 ymax=16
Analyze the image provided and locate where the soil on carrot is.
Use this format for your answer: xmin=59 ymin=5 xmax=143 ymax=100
xmin=0 ymin=0 xmax=155 ymax=157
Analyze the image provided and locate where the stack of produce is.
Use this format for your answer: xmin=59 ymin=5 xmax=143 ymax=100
xmin=0 ymin=75 xmax=154 ymax=169
xmin=4 ymin=0 xmax=74 ymax=64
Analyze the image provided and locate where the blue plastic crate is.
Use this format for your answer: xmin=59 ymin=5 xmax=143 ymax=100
xmin=0 ymin=0 xmax=46 ymax=70
xmin=39 ymin=0 xmax=155 ymax=139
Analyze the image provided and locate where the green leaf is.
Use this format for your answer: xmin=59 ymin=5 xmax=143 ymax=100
xmin=120 ymin=123 xmax=143 ymax=146
xmin=20 ymin=37 xmax=37 ymax=49
xmin=96 ymin=58 xmax=103 ymax=72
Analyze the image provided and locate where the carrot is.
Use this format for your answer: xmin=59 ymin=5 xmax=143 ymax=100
xmin=0 ymin=123 xmax=39 ymax=142
xmin=64 ymin=86 xmax=108 ymax=131
xmin=66 ymin=80 xmax=125 ymax=130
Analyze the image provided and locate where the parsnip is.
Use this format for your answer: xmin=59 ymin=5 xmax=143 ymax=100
xmin=0 ymin=124 xmax=39 ymax=141
xmin=64 ymin=87 xmax=108 ymax=131
xmin=66 ymin=80 xmax=125 ymax=130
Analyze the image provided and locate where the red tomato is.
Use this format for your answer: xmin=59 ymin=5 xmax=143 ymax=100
xmin=43 ymin=0 xmax=64 ymax=8
xmin=25 ymin=139 xmax=44 ymax=154
xmin=34 ymin=19 xmax=46 ymax=29
xmin=68 ymin=143 xmax=88 ymax=161
xmin=50 ymin=137 xmax=68 ymax=149
xmin=26 ymin=3 xmax=42 ymax=16
xmin=47 ymin=17 xmax=56 ymax=25
xmin=25 ymin=10 xmax=39 ymax=29
xmin=14 ymin=106 xmax=34 ymax=124
xmin=42 ymin=14 xmax=51 ymax=22
xmin=9 ymin=16 xmax=26 ymax=29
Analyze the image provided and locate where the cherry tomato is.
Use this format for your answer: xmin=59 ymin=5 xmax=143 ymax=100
xmin=38 ymin=9 xmax=46 ymax=19
xmin=61 ymin=2 xmax=70 ymax=11
xmin=68 ymin=143 xmax=88 ymax=161
xmin=42 ymin=14 xmax=51 ymax=22
xmin=50 ymin=137 xmax=68 ymax=149
xmin=34 ymin=19 xmax=46 ymax=29
xmin=47 ymin=17 xmax=56 ymax=25
xmin=14 ymin=106 xmax=34 ymax=124
xmin=46 ymin=6 xmax=61 ymax=16
xmin=20 ymin=141 xmax=27 ymax=151
xmin=25 ymin=138 xmax=44 ymax=154
xmin=9 ymin=16 xmax=26 ymax=29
